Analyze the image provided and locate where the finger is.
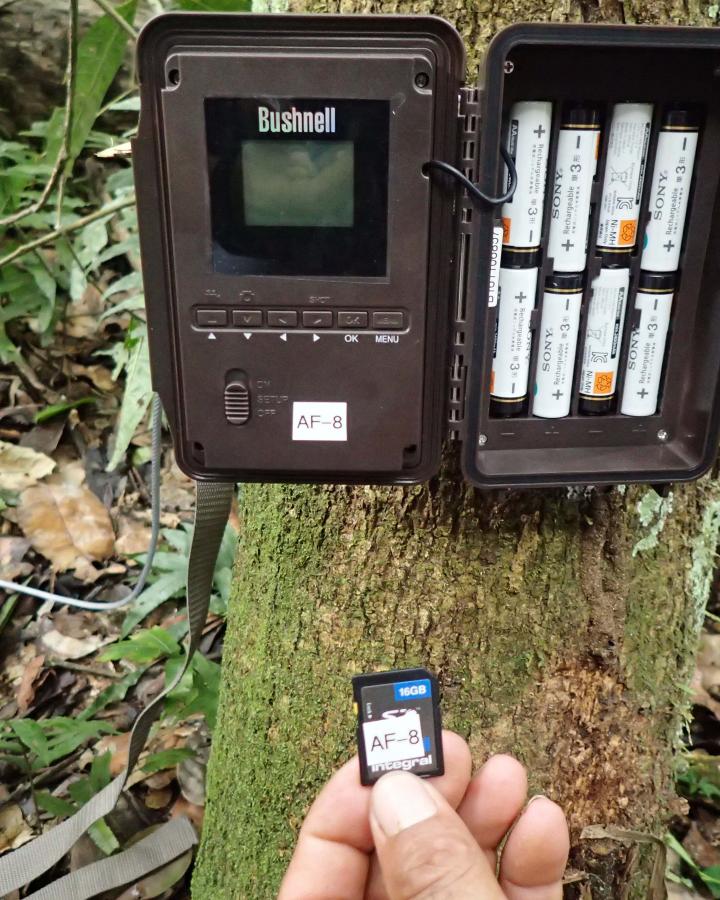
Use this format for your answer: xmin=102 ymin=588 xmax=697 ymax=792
xmin=278 ymin=755 xmax=372 ymax=900
xmin=364 ymin=731 xmax=472 ymax=900
xmin=370 ymin=772 xmax=505 ymax=900
xmin=499 ymin=796 xmax=570 ymax=900
xmin=282 ymin=732 xmax=473 ymax=900
xmin=456 ymin=754 xmax=528 ymax=867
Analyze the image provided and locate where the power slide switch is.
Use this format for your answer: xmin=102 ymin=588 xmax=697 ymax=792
xmin=224 ymin=370 xmax=251 ymax=425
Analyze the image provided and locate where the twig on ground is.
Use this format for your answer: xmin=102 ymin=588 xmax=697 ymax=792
xmin=47 ymin=659 xmax=124 ymax=680
xmin=0 ymin=196 xmax=136 ymax=270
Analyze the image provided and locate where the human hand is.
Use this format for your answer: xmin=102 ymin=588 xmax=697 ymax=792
xmin=280 ymin=730 xmax=569 ymax=899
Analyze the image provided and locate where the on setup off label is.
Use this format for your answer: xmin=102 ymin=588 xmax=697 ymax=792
xmin=292 ymin=402 xmax=347 ymax=441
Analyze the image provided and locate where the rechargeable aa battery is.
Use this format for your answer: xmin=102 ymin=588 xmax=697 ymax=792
xmin=596 ymin=103 xmax=653 ymax=262
xmin=547 ymin=106 xmax=601 ymax=273
xmin=578 ymin=265 xmax=630 ymax=415
xmin=501 ymin=101 xmax=553 ymax=254
xmin=532 ymin=273 xmax=584 ymax=418
xmin=490 ymin=261 xmax=539 ymax=417
xmin=641 ymin=109 xmax=699 ymax=273
xmin=620 ymin=272 xmax=675 ymax=416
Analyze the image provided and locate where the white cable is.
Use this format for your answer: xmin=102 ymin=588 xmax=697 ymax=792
xmin=0 ymin=394 xmax=163 ymax=611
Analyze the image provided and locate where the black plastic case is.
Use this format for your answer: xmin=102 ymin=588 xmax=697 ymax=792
xmin=463 ymin=24 xmax=720 ymax=488
xmin=134 ymin=15 xmax=720 ymax=489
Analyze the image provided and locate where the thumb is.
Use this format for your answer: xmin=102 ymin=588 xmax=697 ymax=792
xmin=369 ymin=771 xmax=505 ymax=900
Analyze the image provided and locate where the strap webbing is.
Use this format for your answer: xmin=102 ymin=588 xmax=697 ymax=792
xmin=0 ymin=480 xmax=234 ymax=897
xmin=25 ymin=817 xmax=197 ymax=900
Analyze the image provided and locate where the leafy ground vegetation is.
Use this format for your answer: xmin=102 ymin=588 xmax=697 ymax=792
xmin=2 ymin=1 xmax=720 ymax=898
xmin=0 ymin=0 xmax=247 ymax=895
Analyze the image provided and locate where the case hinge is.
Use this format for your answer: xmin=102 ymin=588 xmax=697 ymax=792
xmin=448 ymin=86 xmax=481 ymax=440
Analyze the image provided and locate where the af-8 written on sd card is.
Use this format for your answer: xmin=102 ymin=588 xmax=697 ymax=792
xmin=352 ymin=668 xmax=444 ymax=786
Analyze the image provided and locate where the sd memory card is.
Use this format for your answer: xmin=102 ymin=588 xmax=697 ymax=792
xmin=352 ymin=667 xmax=444 ymax=786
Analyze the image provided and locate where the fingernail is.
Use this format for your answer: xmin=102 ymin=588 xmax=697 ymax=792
xmin=371 ymin=772 xmax=437 ymax=836
xmin=525 ymin=794 xmax=547 ymax=808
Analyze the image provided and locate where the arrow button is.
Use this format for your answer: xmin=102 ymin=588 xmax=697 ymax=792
xmin=302 ymin=310 xmax=333 ymax=329
xmin=268 ymin=310 xmax=298 ymax=328
xmin=196 ymin=308 xmax=227 ymax=327
xmin=232 ymin=309 xmax=262 ymax=327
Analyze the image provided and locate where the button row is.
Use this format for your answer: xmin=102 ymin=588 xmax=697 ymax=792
xmin=195 ymin=308 xmax=405 ymax=331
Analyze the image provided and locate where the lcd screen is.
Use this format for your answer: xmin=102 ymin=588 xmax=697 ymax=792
xmin=205 ymin=98 xmax=389 ymax=277
xmin=241 ymin=140 xmax=354 ymax=227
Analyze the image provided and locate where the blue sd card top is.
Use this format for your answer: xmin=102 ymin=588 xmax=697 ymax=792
xmin=393 ymin=679 xmax=432 ymax=701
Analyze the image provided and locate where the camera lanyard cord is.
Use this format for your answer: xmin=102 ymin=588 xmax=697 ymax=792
xmin=425 ymin=142 xmax=518 ymax=207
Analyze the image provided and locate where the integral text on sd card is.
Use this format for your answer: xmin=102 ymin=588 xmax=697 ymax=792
xmin=358 ymin=677 xmax=439 ymax=784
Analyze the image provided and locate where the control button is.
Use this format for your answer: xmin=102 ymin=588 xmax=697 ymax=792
xmin=232 ymin=309 xmax=262 ymax=328
xmin=196 ymin=308 xmax=228 ymax=327
xmin=225 ymin=371 xmax=251 ymax=425
xmin=372 ymin=311 xmax=405 ymax=330
xmin=267 ymin=310 xmax=298 ymax=328
xmin=302 ymin=310 xmax=333 ymax=329
xmin=338 ymin=311 xmax=368 ymax=329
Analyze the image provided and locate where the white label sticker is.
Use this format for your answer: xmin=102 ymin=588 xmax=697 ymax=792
xmin=292 ymin=402 xmax=347 ymax=441
xmin=362 ymin=710 xmax=425 ymax=766
xmin=488 ymin=225 xmax=503 ymax=307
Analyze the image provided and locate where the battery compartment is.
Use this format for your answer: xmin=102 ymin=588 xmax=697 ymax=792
xmin=463 ymin=26 xmax=720 ymax=487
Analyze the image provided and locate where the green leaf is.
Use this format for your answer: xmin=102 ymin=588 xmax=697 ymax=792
xmin=106 ymin=327 xmax=152 ymax=470
xmin=80 ymin=665 xmax=148 ymax=720
xmin=43 ymin=718 xmax=115 ymax=765
xmin=164 ymin=652 xmax=221 ymax=730
xmin=100 ymin=270 xmax=142 ymax=304
xmin=106 ymin=95 xmax=141 ymax=112
xmin=176 ymin=0 xmax=251 ymax=9
xmin=120 ymin=568 xmax=187 ymax=638
xmin=162 ymin=526 xmax=192 ymax=555
xmin=702 ymin=866 xmax=720 ymax=898
xmin=10 ymin=719 xmax=51 ymax=768
xmin=90 ymin=751 xmax=113 ymax=793
xmin=88 ymin=817 xmax=120 ymax=855
xmin=100 ymin=627 xmax=181 ymax=664
xmin=45 ymin=0 xmax=139 ymax=172
xmin=35 ymin=396 xmax=96 ymax=424
xmin=34 ymin=791 xmax=76 ymax=819
xmin=141 ymin=748 xmax=195 ymax=775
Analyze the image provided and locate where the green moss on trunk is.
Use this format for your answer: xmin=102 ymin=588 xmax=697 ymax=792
xmin=194 ymin=465 xmax=720 ymax=898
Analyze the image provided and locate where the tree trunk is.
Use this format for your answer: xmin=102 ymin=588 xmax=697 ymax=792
xmin=193 ymin=2 xmax=720 ymax=898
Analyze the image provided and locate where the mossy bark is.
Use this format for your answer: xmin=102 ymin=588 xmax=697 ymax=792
xmin=193 ymin=2 xmax=720 ymax=897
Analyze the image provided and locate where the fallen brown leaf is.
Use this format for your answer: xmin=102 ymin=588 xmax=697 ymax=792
xmin=0 ymin=537 xmax=32 ymax=580
xmin=115 ymin=516 xmax=152 ymax=558
xmin=97 ymin=732 xmax=131 ymax=776
xmin=0 ymin=442 xmax=55 ymax=492
xmin=64 ymin=284 xmax=104 ymax=339
xmin=39 ymin=629 xmax=108 ymax=661
xmin=144 ymin=786 xmax=173 ymax=810
xmin=15 ymin=482 xmax=114 ymax=578
xmin=170 ymin=796 xmax=204 ymax=830
xmin=70 ymin=363 xmax=116 ymax=392
xmin=0 ymin=805 xmax=33 ymax=853
xmin=16 ymin=654 xmax=45 ymax=714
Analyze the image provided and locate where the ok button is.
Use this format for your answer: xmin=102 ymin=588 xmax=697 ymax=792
xmin=338 ymin=311 xmax=368 ymax=329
